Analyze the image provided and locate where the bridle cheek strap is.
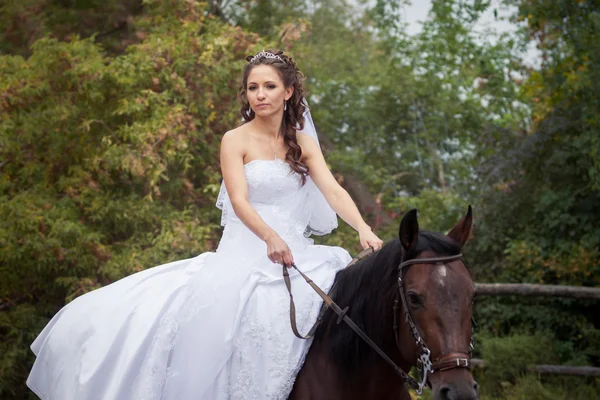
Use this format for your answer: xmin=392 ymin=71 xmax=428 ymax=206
xmin=397 ymin=253 xmax=474 ymax=389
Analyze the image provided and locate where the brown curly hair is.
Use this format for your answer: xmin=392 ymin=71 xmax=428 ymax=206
xmin=239 ymin=49 xmax=309 ymax=183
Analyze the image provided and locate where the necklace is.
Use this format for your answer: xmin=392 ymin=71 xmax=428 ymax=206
xmin=268 ymin=138 xmax=279 ymax=159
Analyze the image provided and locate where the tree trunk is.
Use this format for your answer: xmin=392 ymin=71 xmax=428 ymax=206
xmin=317 ymin=133 xmax=392 ymax=229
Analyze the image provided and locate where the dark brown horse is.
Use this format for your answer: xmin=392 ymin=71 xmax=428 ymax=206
xmin=289 ymin=207 xmax=478 ymax=400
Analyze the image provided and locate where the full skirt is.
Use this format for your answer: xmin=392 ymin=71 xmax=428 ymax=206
xmin=27 ymin=221 xmax=351 ymax=400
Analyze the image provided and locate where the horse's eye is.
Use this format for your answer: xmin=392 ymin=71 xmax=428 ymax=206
xmin=407 ymin=292 xmax=421 ymax=307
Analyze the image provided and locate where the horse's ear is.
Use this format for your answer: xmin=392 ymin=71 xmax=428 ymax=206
xmin=399 ymin=209 xmax=419 ymax=252
xmin=447 ymin=205 xmax=473 ymax=248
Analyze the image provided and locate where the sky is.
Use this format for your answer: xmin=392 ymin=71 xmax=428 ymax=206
xmin=400 ymin=0 xmax=540 ymax=67
xmin=402 ymin=0 xmax=514 ymax=36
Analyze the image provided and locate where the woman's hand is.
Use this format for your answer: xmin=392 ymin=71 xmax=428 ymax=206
xmin=265 ymin=234 xmax=295 ymax=267
xmin=359 ymin=226 xmax=384 ymax=251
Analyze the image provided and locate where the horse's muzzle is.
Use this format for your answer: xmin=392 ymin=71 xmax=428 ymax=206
xmin=430 ymin=369 xmax=479 ymax=400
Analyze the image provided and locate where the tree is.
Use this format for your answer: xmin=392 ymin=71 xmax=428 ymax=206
xmin=0 ymin=1 xmax=260 ymax=396
xmin=470 ymin=0 xmax=600 ymax=389
xmin=0 ymin=0 xmax=145 ymax=55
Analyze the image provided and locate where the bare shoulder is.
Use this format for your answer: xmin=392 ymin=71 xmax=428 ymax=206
xmin=222 ymin=125 xmax=249 ymax=144
xmin=221 ymin=125 xmax=250 ymax=155
xmin=296 ymin=131 xmax=320 ymax=159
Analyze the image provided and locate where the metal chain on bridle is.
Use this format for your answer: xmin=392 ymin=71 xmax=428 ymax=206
xmin=282 ymin=247 xmax=475 ymax=394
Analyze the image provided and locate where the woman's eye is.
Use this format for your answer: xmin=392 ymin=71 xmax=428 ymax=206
xmin=248 ymin=86 xmax=257 ymax=91
xmin=267 ymin=85 xmax=276 ymax=89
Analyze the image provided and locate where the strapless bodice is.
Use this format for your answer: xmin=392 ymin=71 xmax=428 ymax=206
xmin=215 ymin=159 xmax=316 ymax=253
xmin=244 ymin=159 xmax=303 ymax=206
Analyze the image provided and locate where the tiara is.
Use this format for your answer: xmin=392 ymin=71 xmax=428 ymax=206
xmin=250 ymin=51 xmax=284 ymax=63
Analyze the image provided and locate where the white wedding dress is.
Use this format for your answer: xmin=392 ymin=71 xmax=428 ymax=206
xmin=27 ymin=158 xmax=352 ymax=400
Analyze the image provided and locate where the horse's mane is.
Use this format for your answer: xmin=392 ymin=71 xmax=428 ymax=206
xmin=312 ymin=230 xmax=461 ymax=374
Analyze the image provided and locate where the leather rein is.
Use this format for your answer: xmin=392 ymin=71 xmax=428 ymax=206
xmin=282 ymin=248 xmax=474 ymax=394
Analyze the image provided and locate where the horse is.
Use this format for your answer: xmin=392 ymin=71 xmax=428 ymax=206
xmin=289 ymin=207 xmax=478 ymax=400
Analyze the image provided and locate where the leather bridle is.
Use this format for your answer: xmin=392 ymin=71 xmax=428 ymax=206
xmin=394 ymin=253 xmax=474 ymax=392
xmin=283 ymin=247 xmax=474 ymax=394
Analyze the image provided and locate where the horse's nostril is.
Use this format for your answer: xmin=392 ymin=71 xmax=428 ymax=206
xmin=438 ymin=383 xmax=479 ymax=400
xmin=439 ymin=386 xmax=452 ymax=400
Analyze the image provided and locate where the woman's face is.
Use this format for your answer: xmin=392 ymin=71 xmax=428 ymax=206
xmin=246 ymin=65 xmax=293 ymax=118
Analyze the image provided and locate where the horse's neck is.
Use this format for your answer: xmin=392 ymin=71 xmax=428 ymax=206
xmin=295 ymin=245 xmax=413 ymax=397
xmin=296 ymin=337 xmax=411 ymax=400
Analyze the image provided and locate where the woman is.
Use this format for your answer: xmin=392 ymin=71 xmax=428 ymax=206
xmin=27 ymin=49 xmax=383 ymax=399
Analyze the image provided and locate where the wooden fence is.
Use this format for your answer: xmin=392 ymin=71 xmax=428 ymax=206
xmin=473 ymin=282 xmax=600 ymax=377
xmin=470 ymin=359 xmax=600 ymax=377
xmin=476 ymin=283 xmax=600 ymax=300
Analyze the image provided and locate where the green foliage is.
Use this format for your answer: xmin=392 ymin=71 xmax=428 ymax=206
xmin=414 ymin=334 xmax=600 ymax=399
xmin=477 ymin=333 xmax=559 ymax=393
xmin=0 ymin=1 xmax=261 ymax=397
xmin=1 ymin=0 xmax=599 ymax=398
xmin=474 ymin=0 xmax=600 ymax=274
xmin=0 ymin=0 xmax=143 ymax=55
xmin=0 ymin=304 xmax=49 ymax=398
xmin=291 ymin=2 xmax=600 ymax=395
xmin=389 ymin=189 xmax=469 ymax=233
xmin=465 ymin=1 xmax=600 ymax=397
xmin=497 ymin=374 xmax=600 ymax=400
xmin=224 ymin=0 xmax=308 ymax=37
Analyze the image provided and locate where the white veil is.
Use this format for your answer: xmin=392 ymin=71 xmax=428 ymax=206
xmin=298 ymin=99 xmax=339 ymax=236
xmin=215 ymin=98 xmax=338 ymax=237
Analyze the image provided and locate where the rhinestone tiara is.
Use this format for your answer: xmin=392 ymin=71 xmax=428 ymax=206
xmin=250 ymin=50 xmax=284 ymax=63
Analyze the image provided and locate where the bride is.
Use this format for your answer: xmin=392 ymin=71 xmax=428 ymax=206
xmin=26 ymin=49 xmax=383 ymax=399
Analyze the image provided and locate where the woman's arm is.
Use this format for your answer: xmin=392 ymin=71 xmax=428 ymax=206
xmin=220 ymin=131 xmax=294 ymax=265
xmin=298 ymin=133 xmax=383 ymax=250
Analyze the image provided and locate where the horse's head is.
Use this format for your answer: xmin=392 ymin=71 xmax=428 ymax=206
xmin=397 ymin=207 xmax=478 ymax=400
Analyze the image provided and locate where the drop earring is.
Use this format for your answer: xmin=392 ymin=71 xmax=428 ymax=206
xmin=284 ymin=101 xmax=287 ymax=111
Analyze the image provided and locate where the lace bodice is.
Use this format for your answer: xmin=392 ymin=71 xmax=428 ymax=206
xmin=244 ymin=159 xmax=303 ymax=206
xmin=216 ymin=158 xmax=337 ymax=250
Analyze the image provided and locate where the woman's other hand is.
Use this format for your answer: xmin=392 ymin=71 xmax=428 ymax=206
xmin=358 ymin=226 xmax=384 ymax=251
xmin=265 ymin=234 xmax=294 ymax=267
